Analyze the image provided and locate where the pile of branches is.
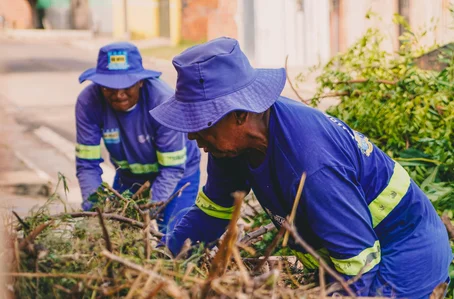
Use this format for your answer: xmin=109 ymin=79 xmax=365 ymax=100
xmin=3 ymin=180 xmax=448 ymax=298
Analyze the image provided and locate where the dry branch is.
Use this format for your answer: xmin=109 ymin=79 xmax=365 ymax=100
xmin=1 ymin=272 xmax=110 ymax=281
xmin=240 ymin=222 xmax=276 ymax=245
xmin=150 ymin=182 xmax=190 ymax=219
xmin=201 ymin=192 xmax=245 ymax=297
xmin=441 ymin=213 xmax=454 ymax=240
xmin=285 ymin=55 xmax=310 ymax=104
xmin=282 ymin=222 xmax=356 ymax=297
xmin=132 ymin=181 xmax=151 ymax=200
xmin=101 ymin=250 xmax=186 ymax=298
xmin=12 ymin=211 xmax=29 ymax=230
xmin=44 ymin=212 xmax=163 ymax=238
xmin=19 ymin=221 xmax=53 ymax=251
xmin=96 ymin=208 xmax=114 ymax=279
xmin=253 ymin=227 xmax=286 ymax=272
xmin=283 ymin=172 xmax=306 ymax=246
xmin=334 ymin=79 xmax=397 ymax=85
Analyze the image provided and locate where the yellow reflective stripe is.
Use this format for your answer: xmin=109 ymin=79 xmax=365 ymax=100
xmin=156 ymin=147 xmax=187 ymax=166
xmin=294 ymin=248 xmax=331 ymax=270
xmin=330 ymin=240 xmax=381 ymax=276
xmin=113 ymin=159 xmax=159 ymax=174
xmin=129 ymin=163 xmax=159 ymax=174
xmin=75 ymin=144 xmax=101 ymax=159
xmin=369 ymin=162 xmax=411 ymax=227
xmin=195 ymin=191 xmax=234 ymax=220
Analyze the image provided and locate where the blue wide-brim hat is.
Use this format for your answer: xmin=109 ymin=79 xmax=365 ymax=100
xmin=79 ymin=42 xmax=162 ymax=89
xmin=149 ymin=37 xmax=286 ymax=133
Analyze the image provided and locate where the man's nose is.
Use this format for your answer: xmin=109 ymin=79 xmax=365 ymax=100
xmin=112 ymin=89 xmax=127 ymax=99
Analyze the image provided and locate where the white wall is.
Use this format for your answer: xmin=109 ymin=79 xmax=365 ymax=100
xmin=251 ymin=0 xmax=330 ymax=68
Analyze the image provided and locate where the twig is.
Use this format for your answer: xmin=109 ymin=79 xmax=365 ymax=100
xmin=312 ymin=91 xmax=350 ymax=100
xmin=96 ymin=209 xmax=113 ymax=253
xmin=106 ymin=185 xmax=144 ymax=215
xmin=282 ymin=222 xmax=356 ymax=298
xmin=334 ymin=78 xmax=397 ymax=85
xmin=38 ymin=212 xmax=163 ymax=238
xmin=240 ymin=223 xmax=276 ymax=245
xmin=441 ymin=213 xmax=454 ymax=240
xmin=319 ymin=264 xmax=326 ymax=298
xmin=96 ymin=208 xmax=114 ymax=280
xmin=101 ymin=284 xmax=132 ymax=296
xmin=1 ymin=272 xmax=111 ymax=280
xmin=132 ymin=181 xmax=151 ymax=200
xmin=175 ymin=238 xmax=192 ymax=260
xmin=430 ymin=282 xmax=449 ymax=299
xmin=101 ymin=250 xmax=185 ymax=298
xmin=12 ymin=211 xmax=29 ymax=230
xmin=138 ymin=201 xmax=164 ymax=210
xmin=201 ymin=192 xmax=245 ymax=297
xmin=232 ymin=246 xmax=250 ymax=284
xmin=283 ymin=172 xmax=306 ymax=247
xmin=326 ymin=265 xmax=367 ymax=294
xmin=19 ymin=221 xmax=53 ymax=250
xmin=285 ymin=55 xmax=310 ymax=104
xmin=106 ymin=184 xmax=128 ymax=203
xmin=150 ymin=182 xmax=190 ymax=219
xmin=125 ymin=272 xmax=144 ymax=299
xmin=143 ymin=213 xmax=151 ymax=260
xmin=142 ymin=281 xmax=165 ymax=299
xmin=253 ymin=227 xmax=286 ymax=272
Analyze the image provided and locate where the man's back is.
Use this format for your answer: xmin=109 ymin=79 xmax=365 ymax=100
xmin=257 ymin=97 xmax=452 ymax=297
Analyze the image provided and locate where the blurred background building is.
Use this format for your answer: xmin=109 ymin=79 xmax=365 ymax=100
xmin=1 ymin=0 xmax=454 ymax=66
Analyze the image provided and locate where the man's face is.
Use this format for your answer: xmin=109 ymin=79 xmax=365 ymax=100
xmin=100 ymin=80 xmax=143 ymax=112
xmin=188 ymin=113 xmax=246 ymax=158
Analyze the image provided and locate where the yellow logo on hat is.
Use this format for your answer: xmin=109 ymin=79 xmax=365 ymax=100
xmin=107 ymin=51 xmax=129 ymax=70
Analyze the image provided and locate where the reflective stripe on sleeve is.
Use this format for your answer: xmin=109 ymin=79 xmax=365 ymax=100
xmin=369 ymin=162 xmax=411 ymax=228
xmin=75 ymin=144 xmax=101 ymax=159
xmin=195 ymin=190 xmax=234 ymax=220
xmin=156 ymin=147 xmax=187 ymax=166
xmin=330 ymin=240 xmax=381 ymax=276
xmin=112 ymin=159 xmax=159 ymax=174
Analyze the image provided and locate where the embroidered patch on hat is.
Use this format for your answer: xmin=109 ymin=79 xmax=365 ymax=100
xmin=107 ymin=51 xmax=129 ymax=70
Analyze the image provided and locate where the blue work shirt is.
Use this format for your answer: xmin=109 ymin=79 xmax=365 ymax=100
xmin=75 ymin=78 xmax=200 ymax=205
xmin=165 ymin=97 xmax=452 ymax=298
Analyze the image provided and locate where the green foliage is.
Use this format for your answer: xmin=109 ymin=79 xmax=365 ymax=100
xmin=306 ymin=26 xmax=454 ymax=209
xmin=298 ymin=19 xmax=454 ymax=297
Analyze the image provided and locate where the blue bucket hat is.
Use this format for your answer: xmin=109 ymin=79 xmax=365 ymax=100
xmin=149 ymin=37 xmax=286 ymax=133
xmin=79 ymin=42 xmax=161 ymax=89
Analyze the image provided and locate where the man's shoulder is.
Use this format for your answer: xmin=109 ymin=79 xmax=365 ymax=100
xmin=77 ymin=83 xmax=101 ymax=105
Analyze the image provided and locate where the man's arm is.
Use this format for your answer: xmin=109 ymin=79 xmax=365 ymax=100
xmin=302 ymin=166 xmax=380 ymax=295
xmin=75 ymin=92 xmax=104 ymax=209
xmin=151 ymin=121 xmax=188 ymax=202
xmin=164 ymin=155 xmax=251 ymax=255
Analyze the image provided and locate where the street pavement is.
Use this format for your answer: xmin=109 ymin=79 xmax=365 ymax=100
xmin=0 ymin=33 xmax=336 ymax=216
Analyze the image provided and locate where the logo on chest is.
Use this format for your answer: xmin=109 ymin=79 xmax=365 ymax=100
xmin=137 ymin=134 xmax=150 ymax=144
xmin=103 ymin=128 xmax=120 ymax=144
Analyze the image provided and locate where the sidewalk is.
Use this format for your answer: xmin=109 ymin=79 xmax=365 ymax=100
xmin=0 ymin=95 xmax=72 ymax=217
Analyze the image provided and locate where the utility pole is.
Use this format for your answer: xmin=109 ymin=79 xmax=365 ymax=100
xmin=123 ymin=0 xmax=129 ymax=39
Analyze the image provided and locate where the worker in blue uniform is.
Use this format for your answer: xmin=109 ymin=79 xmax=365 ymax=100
xmin=149 ymin=37 xmax=452 ymax=297
xmin=75 ymin=42 xmax=201 ymax=234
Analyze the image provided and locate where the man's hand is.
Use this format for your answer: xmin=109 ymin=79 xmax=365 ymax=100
xmin=82 ymin=192 xmax=103 ymax=211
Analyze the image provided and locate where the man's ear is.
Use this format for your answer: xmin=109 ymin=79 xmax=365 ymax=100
xmin=234 ymin=111 xmax=248 ymax=125
xmin=138 ymin=80 xmax=144 ymax=88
